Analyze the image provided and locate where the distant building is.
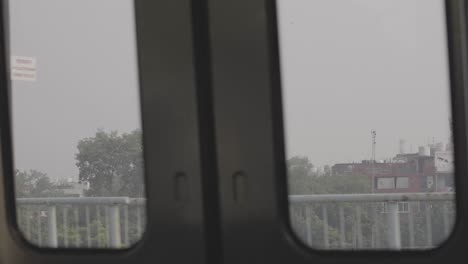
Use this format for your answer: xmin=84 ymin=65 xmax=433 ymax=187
xmin=332 ymin=142 xmax=454 ymax=193
xmin=59 ymin=182 xmax=89 ymax=197
xmin=434 ymin=151 xmax=455 ymax=192
xmin=53 ymin=178 xmax=90 ymax=197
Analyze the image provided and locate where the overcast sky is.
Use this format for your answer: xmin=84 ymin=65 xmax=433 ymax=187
xmin=9 ymin=0 xmax=141 ymax=181
xmin=278 ymin=0 xmax=452 ymax=167
xmin=8 ymin=0 xmax=453 ymax=181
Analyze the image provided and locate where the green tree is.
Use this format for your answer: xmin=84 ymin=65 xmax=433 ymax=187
xmin=287 ymin=156 xmax=371 ymax=195
xmin=288 ymin=156 xmax=314 ymax=177
xmin=75 ymin=130 xmax=144 ymax=197
xmin=287 ymin=156 xmax=315 ymax=194
xmin=15 ymin=169 xmax=64 ymax=198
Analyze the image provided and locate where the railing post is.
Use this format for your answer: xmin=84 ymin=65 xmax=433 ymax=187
xmin=25 ymin=206 xmax=31 ymax=241
xmin=425 ymin=203 xmax=433 ymax=247
xmin=47 ymin=205 xmax=58 ymax=248
xmin=105 ymin=206 xmax=110 ymax=246
xmin=74 ymin=207 xmax=80 ymax=247
xmin=408 ymin=203 xmax=415 ymax=248
xmin=63 ymin=207 xmax=69 ymax=247
xmin=123 ymin=205 xmax=129 ymax=246
xmin=108 ymin=205 xmax=121 ymax=248
xmin=85 ymin=206 xmax=91 ymax=247
xmin=322 ymin=205 xmax=329 ymax=249
xmin=339 ymin=205 xmax=346 ymax=248
xmin=97 ymin=205 xmax=102 ymax=247
xmin=442 ymin=202 xmax=450 ymax=237
xmin=352 ymin=222 xmax=357 ymax=247
xmin=305 ymin=206 xmax=313 ymax=246
xmin=136 ymin=206 xmax=142 ymax=240
xmin=387 ymin=202 xmax=401 ymax=249
xmin=37 ymin=210 xmax=42 ymax=246
xmin=356 ymin=205 xmax=363 ymax=248
xmin=372 ymin=205 xmax=380 ymax=248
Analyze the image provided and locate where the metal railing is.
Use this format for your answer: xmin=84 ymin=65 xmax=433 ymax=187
xmin=16 ymin=193 xmax=455 ymax=250
xmin=289 ymin=192 xmax=456 ymax=250
xmin=16 ymin=197 xmax=145 ymax=248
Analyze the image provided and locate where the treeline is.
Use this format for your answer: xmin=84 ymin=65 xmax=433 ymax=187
xmin=15 ymin=129 xmax=145 ymax=198
xmin=15 ymin=170 xmax=65 ymax=198
xmin=287 ymin=156 xmax=371 ymax=195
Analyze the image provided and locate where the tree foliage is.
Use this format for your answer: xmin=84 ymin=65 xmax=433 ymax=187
xmin=15 ymin=169 xmax=64 ymax=198
xmin=287 ymin=156 xmax=371 ymax=195
xmin=75 ymin=130 xmax=145 ymax=197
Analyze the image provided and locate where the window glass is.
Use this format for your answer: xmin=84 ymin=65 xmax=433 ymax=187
xmin=279 ymin=0 xmax=456 ymax=250
xmin=9 ymin=0 xmax=146 ymax=248
xmin=377 ymin=177 xmax=395 ymax=190
xmin=396 ymin=177 xmax=409 ymax=189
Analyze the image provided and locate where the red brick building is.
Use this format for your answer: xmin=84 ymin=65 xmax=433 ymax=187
xmin=331 ymin=150 xmax=454 ymax=193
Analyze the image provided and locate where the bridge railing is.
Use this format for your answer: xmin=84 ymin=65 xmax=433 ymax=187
xmin=289 ymin=192 xmax=456 ymax=250
xmin=16 ymin=193 xmax=456 ymax=249
xmin=16 ymin=197 xmax=146 ymax=248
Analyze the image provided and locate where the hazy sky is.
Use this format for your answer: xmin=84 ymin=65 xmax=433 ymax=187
xmin=9 ymin=0 xmax=141 ymax=181
xmin=8 ymin=0 xmax=453 ymax=180
xmin=278 ymin=0 xmax=452 ymax=166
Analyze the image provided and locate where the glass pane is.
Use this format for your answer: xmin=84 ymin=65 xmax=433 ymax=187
xmin=9 ymin=0 xmax=146 ymax=248
xmin=279 ymin=0 xmax=456 ymax=250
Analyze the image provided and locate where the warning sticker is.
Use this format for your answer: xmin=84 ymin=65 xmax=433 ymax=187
xmin=11 ymin=56 xmax=37 ymax=82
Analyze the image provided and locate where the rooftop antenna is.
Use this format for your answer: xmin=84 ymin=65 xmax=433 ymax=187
xmin=371 ymin=130 xmax=376 ymax=162
xmin=371 ymin=130 xmax=376 ymax=193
